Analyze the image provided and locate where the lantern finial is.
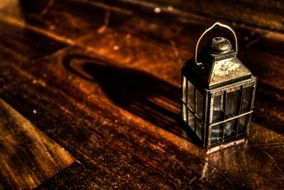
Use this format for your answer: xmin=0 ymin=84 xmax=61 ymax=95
xmin=195 ymin=22 xmax=238 ymax=65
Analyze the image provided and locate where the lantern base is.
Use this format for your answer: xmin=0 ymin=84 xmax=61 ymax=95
xmin=206 ymin=138 xmax=247 ymax=154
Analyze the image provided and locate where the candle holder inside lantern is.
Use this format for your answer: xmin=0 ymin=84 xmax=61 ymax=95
xmin=181 ymin=22 xmax=256 ymax=151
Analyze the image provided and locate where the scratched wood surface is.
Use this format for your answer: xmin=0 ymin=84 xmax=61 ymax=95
xmin=0 ymin=0 xmax=283 ymax=189
xmin=0 ymin=99 xmax=74 ymax=189
xmin=109 ymin=0 xmax=284 ymax=32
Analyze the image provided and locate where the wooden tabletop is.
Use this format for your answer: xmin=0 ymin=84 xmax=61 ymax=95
xmin=0 ymin=0 xmax=283 ymax=189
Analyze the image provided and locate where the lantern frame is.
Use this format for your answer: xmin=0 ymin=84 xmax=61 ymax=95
xmin=181 ymin=22 xmax=257 ymax=150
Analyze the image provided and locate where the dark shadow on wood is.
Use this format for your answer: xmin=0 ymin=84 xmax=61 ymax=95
xmin=62 ymin=53 xmax=201 ymax=144
xmin=63 ymin=53 xmax=284 ymax=139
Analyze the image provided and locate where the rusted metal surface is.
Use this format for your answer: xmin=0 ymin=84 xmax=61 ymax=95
xmin=0 ymin=0 xmax=283 ymax=189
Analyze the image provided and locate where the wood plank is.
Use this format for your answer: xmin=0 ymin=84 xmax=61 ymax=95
xmin=0 ymin=1 xmax=283 ymax=189
xmin=109 ymin=0 xmax=284 ymax=32
xmin=0 ymin=99 xmax=75 ymax=189
xmin=0 ymin=0 xmax=131 ymax=41
xmin=0 ymin=39 xmax=282 ymax=190
xmin=0 ymin=58 xmax=247 ymax=189
xmin=0 ymin=19 xmax=67 ymax=62
xmin=2 ymin=58 xmax=251 ymax=189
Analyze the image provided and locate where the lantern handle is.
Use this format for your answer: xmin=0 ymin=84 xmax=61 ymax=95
xmin=195 ymin=22 xmax=238 ymax=64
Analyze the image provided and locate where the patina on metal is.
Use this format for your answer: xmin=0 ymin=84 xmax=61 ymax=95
xmin=181 ymin=22 xmax=257 ymax=151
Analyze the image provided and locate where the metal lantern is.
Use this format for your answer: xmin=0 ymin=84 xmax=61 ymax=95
xmin=181 ymin=22 xmax=256 ymax=150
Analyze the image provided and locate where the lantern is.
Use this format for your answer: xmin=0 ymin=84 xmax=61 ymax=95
xmin=181 ymin=22 xmax=256 ymax=151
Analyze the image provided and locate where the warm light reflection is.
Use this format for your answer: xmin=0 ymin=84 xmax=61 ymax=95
xmin=0 ymin=0 xmax=22 ymax=18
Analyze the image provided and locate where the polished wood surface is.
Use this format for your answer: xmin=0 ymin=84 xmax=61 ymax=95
xmin=0 ymin=0 xmax=283 ymax=189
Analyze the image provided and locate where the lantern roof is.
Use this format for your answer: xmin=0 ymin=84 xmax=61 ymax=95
xmin=184 ymin=37 xmax=252 ymax=89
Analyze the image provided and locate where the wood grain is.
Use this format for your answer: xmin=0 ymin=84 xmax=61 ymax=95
xmin=111 ymin=0 xmax=284 ymax=32
xmin=0 ymin=99 xmax=74 ymax=189
xmin=0 ymin=0 xmax=283 ymax=189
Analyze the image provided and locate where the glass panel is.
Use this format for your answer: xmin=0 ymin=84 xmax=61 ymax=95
xmin=182 ymin=76 xmax=187 ymax=103
xmin=187 ymin=81 xmax=195 ymax=111
xmin=241 ymin=87 xmax=253 ymax=113
xmin=211 ymin=125 xmax=222 ymax=144
xmin=182 ymin=103 xmax=187 ymax=122
xmin=223 ymin=120 xmax=237 ymax=139
xmin=212 ymin=95 xmax=224 ymax=122
xmin=196 ymin=121 xmax=203 ymax=140
xmin=225 ymin=90 xmax=241 ymax=118
xmin=187 ymin=111 xmax=195 ymax=131
xmin=196 ymin=90 xmax=203 ymax=119
xmin=239 ymin=115 xmax=249 ymax=134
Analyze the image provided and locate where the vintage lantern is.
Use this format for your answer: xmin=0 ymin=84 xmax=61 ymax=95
xmin=181 ymin=22 xmax=256 ymax=151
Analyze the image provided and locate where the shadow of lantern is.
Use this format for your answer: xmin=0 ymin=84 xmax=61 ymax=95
xmin=63 ymin=54 xmax=195 ymax=140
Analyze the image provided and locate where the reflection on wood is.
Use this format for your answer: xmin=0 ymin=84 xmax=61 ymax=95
xmin=0 ymin=99 xmax=74 ymax=189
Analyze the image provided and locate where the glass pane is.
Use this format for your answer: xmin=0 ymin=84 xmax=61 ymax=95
xmin=225 ymin=90 xmax=241 ymax=118
xmin=187 ymin=112 xmax=195 ymax=131
xmin=211 ymin=125 xmax=222 ymax=144
xmin=239 ymin=115 xmax=249 ymax=134
xmin=196 ymin=121 xmax=203 ymax=140
xmin=212 ymin=95 xmax=224 ymax=122
xmin=196 ymin=90 xmax=203 ymax=119
xmin=187 ymin=81 xmax=195 ymax=111
xmin=241 ymin=87 xmax=253 ymax=113
xmin=223 ymin=120 xmax=237 ymax=139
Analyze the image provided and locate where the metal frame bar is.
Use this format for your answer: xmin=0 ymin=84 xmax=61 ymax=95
xmin=209 ymin=111 xmax=253 ymax=127
xmin=221 ymin=92 xmax=227 ymax=142
xmin=185 ymin=78 xmax=189 ymax=124
xmin=194 ymin=88 xmax=197 ymax=132
xmin=184 ymin=104 xmax=202 ymax=121
xmin=207 ymin=94 xmax=214 ymax=147
xmin=247 ymin=79 xmax=257 ymax=135
xmin=236 ymin=86 xmax=244 ymax=137
xmin=203 ymin=90 xmax=209 ymax=147
xmin=181 ymin=76 xmax=188 ymax=123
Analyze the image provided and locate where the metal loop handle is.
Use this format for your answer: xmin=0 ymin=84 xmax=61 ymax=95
xmin=194 ymin=22 xmax=238 ymax=64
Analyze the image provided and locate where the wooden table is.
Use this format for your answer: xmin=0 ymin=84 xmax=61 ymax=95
xmin=0 ymin=0 xmax=283 ymax=189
